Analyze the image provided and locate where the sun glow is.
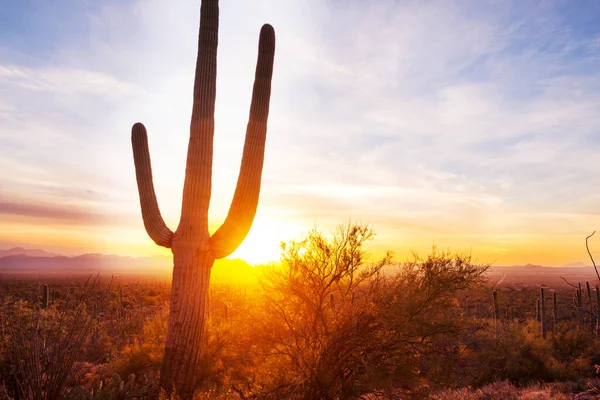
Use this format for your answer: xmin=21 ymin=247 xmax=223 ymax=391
xmin=225 ymin=216 xmax=300 ymax=265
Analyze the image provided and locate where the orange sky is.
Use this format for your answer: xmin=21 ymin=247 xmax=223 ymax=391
xmin=2 ymin=1 xmax=600 ymax=267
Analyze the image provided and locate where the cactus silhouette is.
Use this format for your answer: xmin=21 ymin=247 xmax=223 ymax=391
xmin=130 ymin=0 xmax=275 ymax=396
xmin=596 ymin=286 xmax=600 ymax=336
xmin=42 ymin=284 xmax=48 ymax=310
xmin=587 ymin=281 xmax=595 ymax=330
xmin=576 ymin=287 xmax=583 ymax=325
xmin=553 ymin=291 xmax=558 ymax=332
xmin=540 ymin=288 xmax=546 ymax=339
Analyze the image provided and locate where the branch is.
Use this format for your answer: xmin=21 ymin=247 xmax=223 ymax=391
xmin=131 ymin=123 xmax=173 ymax=248
xmin=586 ymin=231 xmax=600 ymax=282
xmin=179 ymin=0 xmax=219 ymax=228
xmin=561 ymin=276 xmax=579 ymax=289
xmin=210 ymin=24 xmax=276 ymax=259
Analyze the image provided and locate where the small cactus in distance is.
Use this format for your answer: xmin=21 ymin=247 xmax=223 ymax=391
xmin=596 ymin=286 xmax=600 ymax=336
xmin=553 ymin=291 xmax=558 ymax=332
xmin=42 ymin=284 xmax=48 ymax=310
xmin=587 ymin=282 xmax=595 ymax=330
xmin=540 ymin=287 xmax=546 ymax=339
xmin=575 ymin=287 xmax=583 ymax=325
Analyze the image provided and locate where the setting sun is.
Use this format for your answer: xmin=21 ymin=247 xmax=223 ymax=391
xmin=224 ymin=216 xmax=300 ymax=265
xmin=3 ymin=0 xmax=600 ymax=398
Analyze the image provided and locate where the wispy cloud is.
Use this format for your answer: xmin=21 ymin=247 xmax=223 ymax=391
xmin=1 ymin=0 xmax=600 ymax=265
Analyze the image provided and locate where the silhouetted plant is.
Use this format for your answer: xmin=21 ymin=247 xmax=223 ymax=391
xmin=540 ymin=288 xmax=547 ymax=339
xmin=253 ymin=225 xmax=487 ymax=398
xmin=42 ymin=284 xmax=49 ymax=310
xmin=553 ymin=291 xmax=558 ymax=332
xmin=129 ymin=0 xmax=276 ymax=396
xmin=2 ymin=275 xmax=114 ymax=400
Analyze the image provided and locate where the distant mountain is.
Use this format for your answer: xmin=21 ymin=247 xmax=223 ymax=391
xmin=562 ymin=262 xmax=590 ymax=268
xmin=523 ymin=263 xmax=544 ymax=269
xmin=0 ymin=247 xmax=62 ymax=258
xmin=487 ymin=263 xmax=599 ymax=277
xmin=0 ymin=252 xmax=172 ymax=275
xmin=0 ymin=248 xmax=257 ymax=280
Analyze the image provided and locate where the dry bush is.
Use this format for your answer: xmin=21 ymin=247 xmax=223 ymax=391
xmin=431 ymin=380 xmax=574 ymax=400
xmin=1 ymin=275 xmax=114 ymax=399
xmin=237 ymin=223 xmax=488 ymax=399
xmin=109 ymin=305 xmax=168 ymax=377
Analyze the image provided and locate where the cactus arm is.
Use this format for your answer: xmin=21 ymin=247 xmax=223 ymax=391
xmin=178 ymin=0 xmax=219 ymax=231
xmin=210 ymin=24 xmax=275 ymax=259
xmin=131 ymin=122 xmax=174 ymax=248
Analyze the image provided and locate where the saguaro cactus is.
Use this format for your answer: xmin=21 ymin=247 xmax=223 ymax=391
xmin=130 ymin=0 xmax=275 ymax=397
xmin=42 ymin=284 xmax=48 ymax=310
xmin=553 ymin=291 xmax=558 ymax=332
xmin=574 ymin=288 xmax=583 ymax=325
xmin=540 ymin=288 xmax=546 ymax=339
xmin=576 ymin=288 xmax=583 ymax=325
xmin=596 ymin=285 xmax=600 ymax=336
xmin=587 ymin=282 xmax=595 ymax=331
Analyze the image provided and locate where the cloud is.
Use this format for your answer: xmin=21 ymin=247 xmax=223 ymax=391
xmin=0 ymin=194 xmax=136 ymax=226
xmin=1 ymin=0 xmax=600 ymax=264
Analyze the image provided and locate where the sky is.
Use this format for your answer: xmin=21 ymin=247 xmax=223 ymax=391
xmin=1 ymin=0 xmax=600 ymax=266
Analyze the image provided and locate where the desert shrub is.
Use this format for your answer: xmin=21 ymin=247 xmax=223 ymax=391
xmin=550 ymin=320 xmax=597 ymax=363
xmin=2 ymin=275 xmax=114 ymax=399
xmin=248 ymin=223 xmax=392 ymax=399
xmin=459 ymin=317 xmax=600 ymax=388
xmin=243 ymin=223 xmax=488 ymax=399
xmin=109 ymin=305 xmax=168 ymax=377
xmin=365 ymin=249 xmax=489 ymax=394
xmin=65 ymin=370 xmax=161 ymax=399
xmin=464 ymin=321 xmax=556 ymax=386
xmin=431 ymin=380 xmax=575 ymax=400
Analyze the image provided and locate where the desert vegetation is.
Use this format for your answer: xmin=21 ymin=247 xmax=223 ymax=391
xmin=2 ymin=222 xmax=600 ymax=399
xmin=129 ymin=0 xmax=275 ymax=395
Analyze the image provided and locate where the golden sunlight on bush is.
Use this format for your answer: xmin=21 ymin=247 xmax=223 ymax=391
xmin=2 ymin=223 xmax=600 ymax=398
xmin=110 ymin=307 xmax=168 ymax=377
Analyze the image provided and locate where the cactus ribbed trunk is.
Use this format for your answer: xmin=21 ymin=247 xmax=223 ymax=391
xmin=160 ymin=241 xmax=213 ymax=396
xmin=130 ymin=0 xmax=275 ymax=397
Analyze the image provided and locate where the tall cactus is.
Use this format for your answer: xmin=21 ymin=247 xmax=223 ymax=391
xmin=130 ymin=0 xmax=275 ymax=396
